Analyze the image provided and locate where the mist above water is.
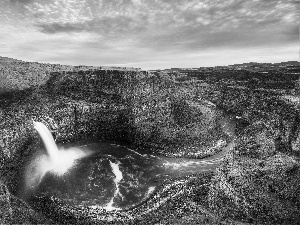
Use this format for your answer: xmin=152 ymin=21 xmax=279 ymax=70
xmin=24 ymin=121 xmax=92 ymax=193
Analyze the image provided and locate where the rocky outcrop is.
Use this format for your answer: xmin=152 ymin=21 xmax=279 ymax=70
xmin=131 ymin=75 xmax=223 ymax=156
xmin=0 ymin=56 xmax=76 ymax=93
xmin=214 ymin=86 xmax=300 ymax=154
xmin=0 ymin=68 xmax=236 ymax=223
xmin=0 ymin=181 xmax=52 ymax=224
xmin=208 ymin=122 xmax=300 ymax=224
xmin=0 ymin=69 xmax=224 ymax=171
xmin=0 ymin=69 xmax=229 ymax=204
xmin=3 ymin=67 xmax=300 ymax=224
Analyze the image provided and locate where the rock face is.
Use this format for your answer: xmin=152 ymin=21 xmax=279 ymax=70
xmin=0 ymin=56 xmax=75 ymax=93
xmin=208 ymin=122 xmax=300 ymax=224
xmin=131 ymin=75 xmax=222 ymax=156
xmin=206 ymin=85 xmax=300 ymax=224
xmin=0 ymin=68 xmax=227 ymax=210
xmin=0 ymin=180 xmax=52 ymax=224
xmin=215 ymin=86 xmax=300 ymax=154
xmin=0 ymin=68 xmax=236 ymax=223
xmin=0 ymin=70 xmax=136 ymax=167
xmin=0 ymin=69 xmax=223 ymax=171
xmin=2 ymin=67 xmax=300 ymax=224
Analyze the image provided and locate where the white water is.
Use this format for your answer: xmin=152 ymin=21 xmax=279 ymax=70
xmin=103 ymin=161 xmax=124 ymax=211
xmin=33 ymin=121 xmax=59 ymax=161
xmin=24 ymin=121 xmax=91 ymax=192
xmin=162 ymin=139 xmax=231 ymax=173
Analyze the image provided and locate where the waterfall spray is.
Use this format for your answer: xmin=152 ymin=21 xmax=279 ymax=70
xmin=24 ymin=121 xmax=91 ymax=193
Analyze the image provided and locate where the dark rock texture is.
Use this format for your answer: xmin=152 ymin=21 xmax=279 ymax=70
xmin=0 ymin=69 xmax=223 ymax=169
xmin=0 ymin=181 xmax=53 ymax=224
xmin=214 ymin=86 xmax=300 ymax=154
xmin=208 ymin=122 xmax=300 ymax=224
xmin=131 ymin=75 xmax=223 ymax=157
xmin=0 ymin=56 xmax=74 ymax=93
xmin=0 ymin=68 xmax=228 ymax=224
xmin=1 ymin=66 xmax=300 ymax=224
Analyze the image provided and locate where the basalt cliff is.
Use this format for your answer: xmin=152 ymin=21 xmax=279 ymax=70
xmin=1 ymin=58 xmax=300 ymax=224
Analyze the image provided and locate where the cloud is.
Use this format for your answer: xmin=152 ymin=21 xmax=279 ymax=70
xmin=37 ymin=22 xmax=88 ymax=34
xmin=36 ymin=14 xmax=148 ymax=39
xmin=0 ymin=0 xmax=298 ymax=69
xmin=9 ymin=0 xmax=32 ymax=4
xmin=27 ymin=0 xmax=298 ymax=48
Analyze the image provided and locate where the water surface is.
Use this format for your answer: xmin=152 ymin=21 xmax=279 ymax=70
xmin=33 ymin=140 xmax=229 ymax=210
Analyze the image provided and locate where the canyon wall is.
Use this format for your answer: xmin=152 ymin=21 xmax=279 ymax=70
xmin=207 ymin=86 xmax=300 ymax=223
xmin=212 ymin=86 xmax=300 ymax=153
xmin=1 ymin=68 xmax=300 ymax=223
xmin=0 ymin=69 xmax=222 ymax=171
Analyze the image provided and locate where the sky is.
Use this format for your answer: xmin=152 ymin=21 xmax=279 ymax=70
xmin=0 ymin=0 xmax=299 ymax=70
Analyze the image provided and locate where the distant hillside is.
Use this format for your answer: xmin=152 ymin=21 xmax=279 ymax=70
xmin=0 ymin=56 xmax=75 ymax=93
xmin=0 ymin=56 xmax=143 ymax=93
xmin=1 ymin=56 xmax=299 ymax=94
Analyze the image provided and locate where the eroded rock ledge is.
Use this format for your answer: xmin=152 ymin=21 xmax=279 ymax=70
xmin=0 ymin=70 xmax=224 ymax=165
xmin=1 ymin=69 xmax=300 ymax=224
xmin=209 ymin=122 xmax=300 ymax=224
xmin=0 ymin=69 xmax=226 ymax=223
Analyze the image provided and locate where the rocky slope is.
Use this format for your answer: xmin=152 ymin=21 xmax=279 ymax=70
xmin=208 ymin=122 xmax=300 ymax=224
xmin=0 ymin=63 xmax=300 ymax=224
xmin=0 ymin=68 xmax=228 ymax=223
xmin=0 ymin=56 xmax=75 ymax=93
xmin=206 ymin=85 xmax=300 ymax=224
xmin=0 ymin=69 xmax=224 ymax=167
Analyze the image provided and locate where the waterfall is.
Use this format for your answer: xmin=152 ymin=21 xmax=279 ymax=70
xmin=32 ymin=121 xmax=91 ymax=176
xmin=33 ymin=121 xmax=59 ymax=161
xmin=24 ymin=121 xmax=91 ymax=193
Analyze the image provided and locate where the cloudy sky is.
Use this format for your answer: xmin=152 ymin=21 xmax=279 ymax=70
xmin=0 ymin=0 xmax=299 ymax=69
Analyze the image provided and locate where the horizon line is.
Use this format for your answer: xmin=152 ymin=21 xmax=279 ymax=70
xmin=0 ymin=55 xmax=299 ymax=71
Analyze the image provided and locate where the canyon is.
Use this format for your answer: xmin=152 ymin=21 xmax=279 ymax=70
xmin=0 ymin=58 xmax=300 ymax=224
